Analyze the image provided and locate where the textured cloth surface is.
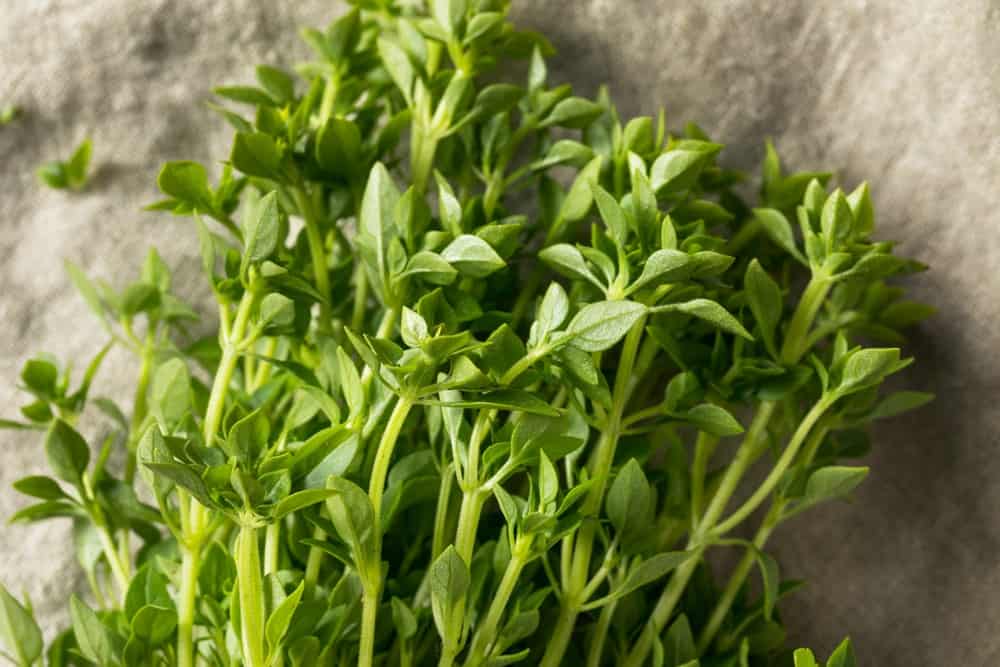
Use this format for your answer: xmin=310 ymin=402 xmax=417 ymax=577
xmin=1 ymin=1 xmax=997 ymax=664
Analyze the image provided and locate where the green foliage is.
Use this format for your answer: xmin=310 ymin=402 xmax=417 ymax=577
xmin=3 ymin=3 xmax=931 ymax=667
xmin=37 ymin=138 xmax=92 ymax=191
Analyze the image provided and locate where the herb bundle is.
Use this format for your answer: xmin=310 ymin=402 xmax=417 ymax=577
xmin=0 ymin=2 xmax=932 ymax=666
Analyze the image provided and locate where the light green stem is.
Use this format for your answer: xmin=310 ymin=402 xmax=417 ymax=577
xmin=540 ymin=317 xmax=646 ymax=667
xmin=177 ymin=287 xmax=257 ymax=667
xmin=454 ymin=488 xmax=488 ymax=566
xmin=696 ymin=503 xmax=781 ymax=654
xmin=237 ymin=524 xmax=265 ymax=667
xmin=293 ymin=188 xmax=333 ymax=335
xmin=712 ymin=397 xmax=832 ymax=536
xmin=697 ymin=423 xmax=830 ymax=653
xmin=264 ymin=521 xmax=280 ymax=575
xmin=586 ymin=599 xmax=618 ymax=667
xmin=780 ymin=275 xmax=831 ymax=364
xmin=464 ymin=544 xmax=528 ymax=666
xmin=358 ymin=395 xmax=415 ymax=667
xmin=622 ymin=554 xmax=702 ymax=667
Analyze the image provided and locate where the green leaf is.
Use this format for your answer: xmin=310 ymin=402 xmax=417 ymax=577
xmin=391 ymin=597 xmax=418 ymax=640
xmin=336 ymin=347 xmax=364 ymax=417
xmin=793 ymin=648 xmax=819 ymax=667
xmin=256 ymin=65 xmax=295 ymax=104
xmin=867 ymin=391 xmax=933 ymax=421
xmin=400 ymin=251 xmax=457 ymax=285
xmin=71 ymin=595 xmax=115 ymax=666
xmin=654 ymin=299 xmax=753 ymax=340
xmin=401 ymin=307 xmax=430 ymax=348
xmin=266 ymin=581 xmax=304 ymax=651
xmin=613 ymin=551 xmax=693 ymax=600
xmin=430 ymin=546 xmax=469 ymax=645
xmin=749 ymin=546 xmax=781 ymax=620
xmin=683 ymin=404 xmax=744 ymax=437
xmin=650 ymin=147 xmax=714 ymax=194
xmin=20 ymin=358 xmax=57 ymax=397
xmin=359 ymin=163 xmax=401 ymax=288
xmin=541 ymin=97 xmax=603 ymax=129
xmin=820 ymin=189 xmax=851 ymax=246
xmin=0 ymin=583 xmax=42 ymax=666
xmin=839 ymin=348 xmax=903 ymax=393
xmin=13 ymin=475 xmax=67 ymax=501
xmin=121 ymin=283 xmax=161 ymax=316
xmin=325 ymin=476 xmax=375 ymax=562
xmin=214 ymin=85 xmax=275 ymax=106
xmin=591 ymin=184 xmax=628 ymax=244
xmin=627 ymin=249 xmax=691 ymax=294
xmin=606 ymin=459 xmax=653 ymax=539
xmin=801 ymin=466 xmax=869 ymax=509
xmin=150 ymin=358 xmax=191 ymax=429
xmin=846 ymin=182 xmax=874 ymax=236
xmin=130 ymin=604 xmax=177 ymax=646
xmin=273 ymin=489 xmax=337 ymax=520
xmin=558 ymin=156 xmax=603 ymax=225
xmin=531 ymin=139 xmax=593 ymax=172
xmin=539 ymin=244 xmax=603 ymax=289
xmin=534 ymin=282 xmax=570 ymax=341
xmin=242 ymin=190 xmax=282 ymax=274
xmin=754 ymin=208 xmax=807 ymax=265
xmin=440 ymin=235 xmax=505 ymax=278
xmin=259 ymin=292 xmax=296 ymax=334
xmin=65 ymin=261 xmax=107 ymax=324
xmin=826 ymin=638 xmax=857 ymax=667
xmin=744 ymin=260 xmax=782 ymax=357
xmin=45 ymin=419 xmax=90 ymax=486
xmin=37 ymin=161 xmax=69 ymax=189
xmin=473 ymin=84 xmax=524 ymax=117
xmin=67 ymin=138 xmax=92 ymax=187
xmin=316 ymin=117 xmax=362 ymax=178
xmin=432 ymin=389 xmax=561 ymax=416
xmin=157 ymin=161 xmax=213 ymax=211
xmin=377 ymin=37 xmax=416 ymax=103
xmin=231 ymin=132 xmax=283 ymax=180
xmin=662 ymin=614 xmax=696 ymax=667
xmin=435 ymin=173 xmax=463 ymax=236
xmin=565 ymin=300 xmax=646 ymax=352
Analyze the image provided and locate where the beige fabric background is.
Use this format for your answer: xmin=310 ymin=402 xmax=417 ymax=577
xmin=1 ymin=1 xmax=997 ymax=664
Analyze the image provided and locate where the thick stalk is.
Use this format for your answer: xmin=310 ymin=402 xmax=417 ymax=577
xmin=464 ymin=542 xmax=529 ymax=666
xmin=237 ymin=524 xmax=266 ymax=667
xmin=780 ymin=275 xmax=830 ymax=364
xmin=359 ymin=580 xmax=380 ymax=667
xmin=625 ymin=272 xmax=835 ymax=666
xmin=359 ymin=395 xmax=415 ymax=667
xmin=454 ymin=488 xmax=488 ymax=565
xmin=264 ymin=521 xmax=280 ymax=575
xmin=95 ymin=523 xmax=130 ymax=600
xmin=125 ymin=340 xmax=153 ymax=484
xmin=696 ymin=504 xmax=781 ymax=654
xmin=294 ymin=188 xmax=333 ymax=335
xmin=622 ymin=554 xmax=702 ymax=667
xmin=586 ymin=598 xmax=618 ymax=667
xmin=303 ymin=525 xmax=327 ymax=593
xmin=304 ymin=311 xmax=398 ymax=594
xmin=689 ymin=432 xmax=719 ymax=531
xmin=540 ymin=317 xmax=645 ymax=667
xmin=369 ymin=395 xmax=415 ymax=524
xmin=712 ymin=397 xmax=831 ymax=536
xmin=620 ymin=403 xmax=776 ymax=667
xmin=177 ymin=288 xmax=256 ymax=667
xmin=697 ymin=423 xmax=830 ymax=653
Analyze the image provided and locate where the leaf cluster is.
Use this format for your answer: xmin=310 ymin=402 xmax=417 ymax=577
xmin=1 ymin=2 xmax=931 ymax=667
